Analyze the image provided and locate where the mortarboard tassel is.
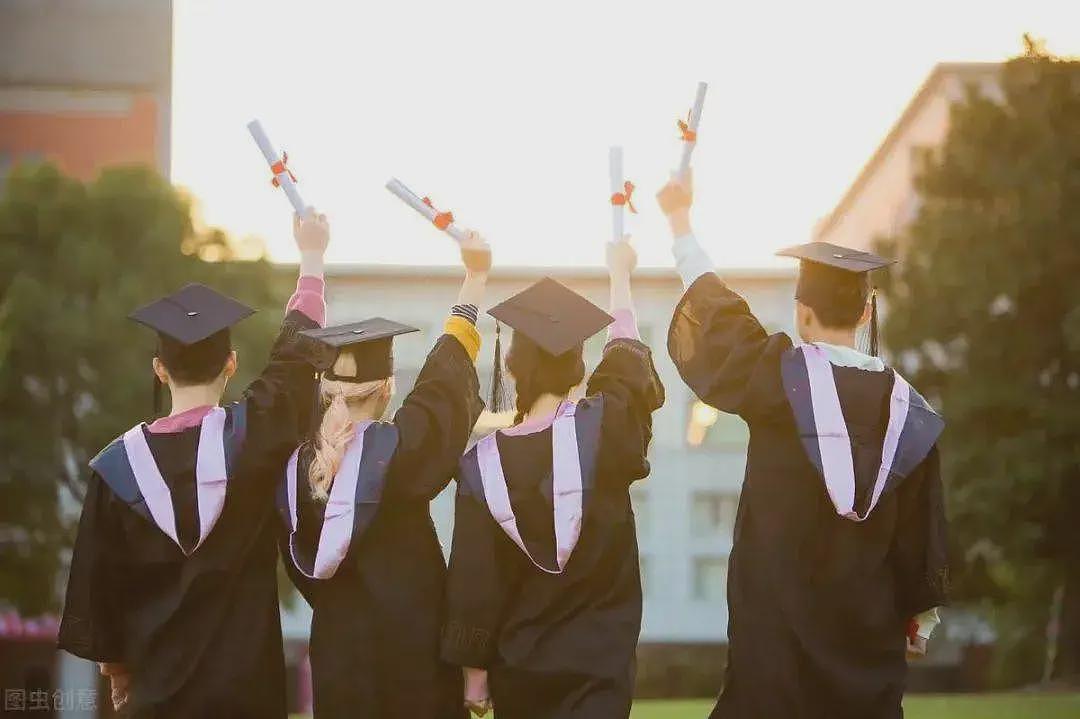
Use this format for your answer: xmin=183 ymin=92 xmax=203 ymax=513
xmin=152 ymin=374 xmax=163 ymax=418
xmin=490 ymin=321 xmax=505 ymax=413
xmin=869 ymin=289 xmax=880 ymax=358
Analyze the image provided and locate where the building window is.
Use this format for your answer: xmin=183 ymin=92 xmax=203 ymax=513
xmin=691 ymin=555 xmax=729 ymax=602
xmin=686 ymin=400 xmax=749 ymax=449
xmin=639 ymin=554 xmax=653 ymax=598
xmin=690 ymin=491 xmax=737 ymax=538
xmin=631 ymin=488 xmax=649 ymax=537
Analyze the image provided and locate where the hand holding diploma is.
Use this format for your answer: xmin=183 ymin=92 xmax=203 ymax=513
xmin=656 ymin=169 xmax=694 ymax=238
xmin=386 ymin=177 xmax=470 ymax=244
xmin=676 ymin=81 xmax=708 ymax=179
xmin=247 ymin=119 xmax=311 ymax=217
xmin=609 ymin=146 xmax=637 ymax=245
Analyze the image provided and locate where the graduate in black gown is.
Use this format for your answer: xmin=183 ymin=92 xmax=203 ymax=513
xmin=277 ymin=232 xmax=490 ymax=718
xmin=58 ymin=212 xmax=331 ymax=717
xmin=656 ymin=174 xmax=948 ymax=719
xmin=442 ymin=239 xmax=665 ymax=719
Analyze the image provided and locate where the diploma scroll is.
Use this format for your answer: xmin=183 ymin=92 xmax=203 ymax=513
xmin=385 ymin=177 xmax=468 ymax=244
xmin=609 ymin=146 xmax=636 ymax=244
xmin=247 ymin=119 xmax=309 ymax=217
xmin=677 ymin=81 xmax=708 ymax=179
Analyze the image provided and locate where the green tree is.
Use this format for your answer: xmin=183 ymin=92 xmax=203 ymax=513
xmin=878 ymin=42 xmax=1080 ymax=686
xmin=0 ymin=163 xmax=292 ymax=613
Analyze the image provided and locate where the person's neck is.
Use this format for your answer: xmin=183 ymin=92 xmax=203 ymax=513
xmin=525 ymin=393 xmax=567 ymax=422
xmin=167 ymin=383 xmax=223 ymax=416
xmin=805 ymin=327 xmax=858 ymax=349
xmin=347 ymin=398 xmax=383 ymax=423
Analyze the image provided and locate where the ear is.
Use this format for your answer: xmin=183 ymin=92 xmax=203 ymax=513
xmin=795 ymin=301 xmax=814 ymax=331
xmin=152 ymin=357 xmax=170 ymax=385
xmin=222 ymin=351 xmax=238 ymax=380
xmin=856 ymin=301 xmax=872 ymax=328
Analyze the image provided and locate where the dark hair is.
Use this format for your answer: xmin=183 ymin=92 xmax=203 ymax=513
xmin=505 ymin=331 xmax=585 ymax=424
xmin=797 ymin=262 xmax=870 ymax=329
xmin=157 ymin=329 xmax=232 ymax=386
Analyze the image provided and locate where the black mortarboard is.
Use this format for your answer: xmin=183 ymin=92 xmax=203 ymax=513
xmin=299 ymin=318 xmax=420 ymax=383
xmin=129 ymin=283 xmax=255 ymax=345
xmin=776 ymin=241 xmax=894 ymax=274
xmin=129 ymin=284 xmax=255 ymax=416
xmin=777 ymin=242 xmax=895 ymax=356
xmin=486 ymin=278 xmax=613 ymax=412
xmin=488 ymin=277 xmax=613 ymax=357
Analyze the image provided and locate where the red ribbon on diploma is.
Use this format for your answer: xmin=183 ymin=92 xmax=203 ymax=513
xmin=422 ymin=197 xmax=455 ymax=230
xmin=270 ymin=152 xmax=297 ymax=187
xmin=610 ymin=181 xmax=637 ymax=214
xmin=678 ymin=111 xmax=697 ymax=143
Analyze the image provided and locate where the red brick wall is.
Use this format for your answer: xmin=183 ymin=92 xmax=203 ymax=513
xmin=0 ymin=92 xmax=159 ymax=179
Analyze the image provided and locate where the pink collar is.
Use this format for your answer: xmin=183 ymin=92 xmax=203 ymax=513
xmin=148 ymin=405 xmax=216 ymax=434
xmin=501 ymin=400 xmax=574 ymax=437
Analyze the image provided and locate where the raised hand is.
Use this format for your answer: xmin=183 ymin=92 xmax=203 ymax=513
xmin=460 ymin=229 xmax=492 ymax=276
xmin=606 ymin=236 xmax=638 ymax=277
xmin=463 ymin=667 xmax=492 ymax=717
xmin=656 ymin=170 xmax=694 ymax=237
xmin=293 ymin=209 xmax=330 ymax=255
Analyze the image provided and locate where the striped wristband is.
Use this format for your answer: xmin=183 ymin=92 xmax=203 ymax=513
xmin=451 ymin=303 xmax=479 ymax=325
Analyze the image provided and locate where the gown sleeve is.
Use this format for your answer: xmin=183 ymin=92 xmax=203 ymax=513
xmin=891 ymin=445 xmax=950 ymax=618
xmin=57 ymin=474 xmax=125 ymax=662
xmin=241 ymin=309 xmax=325 ymax=464
xmin=585 ymin=337 xmax=665 ymax=485
xmin=667 ymin=272 xmax=793 ymax=421
xmin=383 ymin=333 xmax=484 ymax=502
xmin=441 ymin=485 xmax=518 ymax=668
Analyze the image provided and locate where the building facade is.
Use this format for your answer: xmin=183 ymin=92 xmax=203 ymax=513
xmin=0 ymin=0 xmax=172 ymax=182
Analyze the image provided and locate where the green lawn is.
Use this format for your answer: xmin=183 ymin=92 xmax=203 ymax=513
xmin=290 ymin=692 xmax=1080 ymax=718
xmin=628 ymin=693 xmax=1080 ymax=718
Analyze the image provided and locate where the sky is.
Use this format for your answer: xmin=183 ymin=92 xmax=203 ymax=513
xmin=171 ymin=0 xmax=1080 ymax=269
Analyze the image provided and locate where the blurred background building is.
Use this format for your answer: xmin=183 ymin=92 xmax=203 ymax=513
xmin=0 ymin=0 xmax=171 ymax=185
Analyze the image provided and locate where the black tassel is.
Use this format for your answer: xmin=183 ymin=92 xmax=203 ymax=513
xmin=490 ymin=321 xmax=505 ymax=413
xmin=869 ymin=289 xmax=880 ymax=357
xmin=152 ymin=374 xmax=163 ymax=418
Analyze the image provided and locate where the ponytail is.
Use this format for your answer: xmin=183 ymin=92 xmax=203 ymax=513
xmin=307 ymin=376 xmax=392 ymax=501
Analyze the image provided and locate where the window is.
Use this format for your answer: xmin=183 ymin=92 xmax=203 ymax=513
xmin=631 ymin=488 xmax=649 ymax=537
xmin=686 ymin=400 xmax=749 ymax=449
xmin=691 ymin=556 xmax=728 ymax=602
xmin=690 ymin=491 xmax=737 ymax=538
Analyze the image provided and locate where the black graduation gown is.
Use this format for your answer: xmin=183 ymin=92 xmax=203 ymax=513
xmin=58 ymin=309 xmax=320 ymax=719
xmin=667 ymin=273 xmax=949 ymax=719
xmin=281 ymin=335 xmax=483 ymax=719
xmin=441 ymin=337 xmax=665 ymax=719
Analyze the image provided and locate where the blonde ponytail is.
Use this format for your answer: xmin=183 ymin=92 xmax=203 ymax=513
xmin=308 ymin=376 xmax=394 ymax=501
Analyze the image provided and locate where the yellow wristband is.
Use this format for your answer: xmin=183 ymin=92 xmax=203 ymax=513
xmin=444 ymin=316 xmax=481 ymax=362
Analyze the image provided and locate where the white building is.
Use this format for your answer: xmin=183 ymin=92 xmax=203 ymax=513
xmin=320 ymin=263 xmax=795 ymax=646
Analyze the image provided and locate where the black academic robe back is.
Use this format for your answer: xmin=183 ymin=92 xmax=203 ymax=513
xmin=280 ymin=335 xmax=483 ymax=719
xmin=667 ymin=273 xmax=948 ymax=719
xmin=442 ymin=337 xmax=665 ymax=719
xmin=58 ymin=310 xmax=320 ymax=719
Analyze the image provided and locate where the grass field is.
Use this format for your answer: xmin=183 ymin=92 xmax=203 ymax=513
xmin=290 ymin=692 xmax=1080 ymax=718
xmin=627 ymin=693 xmax=1080 ymax=718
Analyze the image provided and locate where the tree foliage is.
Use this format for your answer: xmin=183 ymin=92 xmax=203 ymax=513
xmin=0 ymin=163 xmax=292 ymax=613
xmin=878 ymin=44 xmax=1080 ymax=685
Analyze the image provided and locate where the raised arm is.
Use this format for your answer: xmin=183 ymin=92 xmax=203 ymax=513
xmin=241 ymin=212 xmax=329 ymax=457
xmin=586 ymin=237 xmax=664 ymax=485
xmin=382 ymin=231 xmax=490 ymax=501
xmin=656 ymin=174 xmax=791 ymax=420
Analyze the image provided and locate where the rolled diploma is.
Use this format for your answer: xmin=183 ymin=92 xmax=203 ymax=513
xmin=385 ymin=177 xmax=467 ymax=243
xmin=678 ymin=81 xmax=709 ymax=178
xmin=609 ymin=146 xmax=624 ymax=244
xmin=247 ymin=119 xmax=309 ymax=216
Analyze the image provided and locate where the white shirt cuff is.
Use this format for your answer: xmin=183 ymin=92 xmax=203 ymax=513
xmin=672 ymin=233 xmax=715 ymax=289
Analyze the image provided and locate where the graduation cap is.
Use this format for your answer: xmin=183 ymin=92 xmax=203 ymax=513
xmin=486 ymin=277 xmax=613 ymax=411
xmin=299 ymin=318 xmax=420 ymax=383
xmin=129 ymin=284 xmax=256 ymax=416
xmin=776 ymin=242 xmax=895 ymax=356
